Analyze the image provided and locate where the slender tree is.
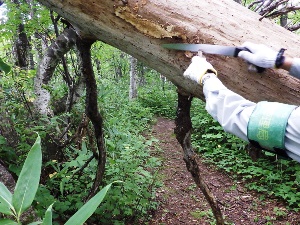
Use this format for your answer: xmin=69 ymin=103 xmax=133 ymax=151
xmin=129 ymin=55 xmax=138 ymax=100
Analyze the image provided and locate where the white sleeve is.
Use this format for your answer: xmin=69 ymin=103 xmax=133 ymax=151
xmin=289 ymin=58 xmax=300 ymax=79
xmin=202 ymin=76 xmax=300 ymax=163
xmin=202 ymin=76 xmax=256 ymax=141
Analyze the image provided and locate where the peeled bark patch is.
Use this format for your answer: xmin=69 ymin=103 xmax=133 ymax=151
xmin=115 ymin=6 xmax=186 ymax=39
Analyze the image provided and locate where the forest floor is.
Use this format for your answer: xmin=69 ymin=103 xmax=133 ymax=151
xmin=1 ymin=117 xmax=300 ymax=224
xmin=147 ymin=117 xmax=300 ymax=225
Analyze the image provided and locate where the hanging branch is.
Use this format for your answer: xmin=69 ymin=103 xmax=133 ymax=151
xmin=174 ymin=89 xmax=224 ymax=225
xmin=248 ymin=0 xmax=267 ymax=12
xmin=76 ymin=37 xmax=107 ymax=200
xmin=260 ymin=0 xmax=289 ymax=15
xmin=288 ymin=23 xmax=300 ymax=31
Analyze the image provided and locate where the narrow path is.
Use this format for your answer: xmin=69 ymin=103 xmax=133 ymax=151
xmin=148 ymin=117 xmax=300 ymax=225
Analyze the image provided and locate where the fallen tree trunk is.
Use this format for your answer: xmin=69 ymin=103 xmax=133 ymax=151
xmin=37 ymin=0 xmax=300 ymax=104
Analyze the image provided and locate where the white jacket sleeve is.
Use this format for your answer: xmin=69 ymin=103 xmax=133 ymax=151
xmin=202 ymin=76 xmax=256 ymax=141
xmin=289 ymin=58 xmax=300 ymax=79
xmin=202 ymin=75 xmax=300 ymax=163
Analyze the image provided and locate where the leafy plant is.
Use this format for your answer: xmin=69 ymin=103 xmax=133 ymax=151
xmin=0 ymin=134 xmax=42 ymax=224
xmin=0 ymin=58 xmax=11 ymax=74
xmin=30 ymin=78 xmax=162 ymax=224
xmin=138 ymin=73 xmax=177 ymax=118
xmin=0 ymin=135 xmax=116 ymax=224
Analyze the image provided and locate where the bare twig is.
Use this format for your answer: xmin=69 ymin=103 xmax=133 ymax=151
xmin=71 ymin=155 xmax=95 ymax=179
xmin=263 ymin=6 xmax=300 ymax=19
xmin=288 ymin=23 xmax=300 ymax=31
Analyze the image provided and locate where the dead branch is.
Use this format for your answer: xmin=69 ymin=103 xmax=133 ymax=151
xmin=259 ymin=0 xmax=289 ymax=16
xmin=288 ymin=23 xmax=300 ymax=31
xmin=76 ymin=37 xmax=107 ymax=201
xmin=263 ymin=5 xmax=300 ymax=19
xmin=174 ymin=89 xmax=224 ymax=225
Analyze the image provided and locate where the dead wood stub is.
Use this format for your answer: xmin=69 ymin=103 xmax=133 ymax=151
xmin=174 ymin=90 xmax=224 ymax=225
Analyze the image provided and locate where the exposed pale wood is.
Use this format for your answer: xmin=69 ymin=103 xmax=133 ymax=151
xmin=37 ymin=0 xmax=300 ymax=104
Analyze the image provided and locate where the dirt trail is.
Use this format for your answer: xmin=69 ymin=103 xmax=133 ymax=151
xmin=148 ymin=117 xmax=300 ymax=225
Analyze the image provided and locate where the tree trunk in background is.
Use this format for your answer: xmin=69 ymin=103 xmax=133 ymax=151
xmin=12 ymin=0 xmax=31 ymax=69
xmin=129 ymin=56 xmax=138 ymax=100
xmin=37 ymin=0 xmax=300 ymax=105
xmin=34 ymin=28 xmax=77 ymax=115
xmin=280 ymin=14 xmax=288 ymax=27
xmin=0 ymin=0 xmax=32 ymax=154
xmin=14 ymin=23 xmax=30 ymax=68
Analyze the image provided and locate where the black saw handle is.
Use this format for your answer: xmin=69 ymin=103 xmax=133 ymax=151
xmin=234 ymin=47 xmax=266 ymax=73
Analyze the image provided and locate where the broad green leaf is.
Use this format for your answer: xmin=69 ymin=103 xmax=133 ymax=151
xmin=64 ymin=182 xmax=117 ymax=225
xmin=0 ymin=219 xmax=19 ymax=225
xmin=42 ymin=203 xmax=54 ymax=225
xmin=0 ymin=182 xmax=14 ymax=215
xmin=0 ymin=204 xmax=13 ymax=216
xmin=12 ymin=135 xmax=42 ymax=218
xmin=81 ymin=141 xmax=87 ymax=154
xmin=0 ymin=58 xmax=11 ymax=74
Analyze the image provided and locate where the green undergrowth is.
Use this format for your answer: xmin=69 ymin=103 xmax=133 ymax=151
xmin=138 ymin=77 xmax=177 ymax=118
xmin=190 ymin=98 xmax=300 ymax=211
xmin=32 ymin=77 xmax=164 ymax=224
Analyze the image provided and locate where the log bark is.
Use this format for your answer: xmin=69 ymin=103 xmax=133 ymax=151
xmin=36 ymin=0 xmax=300 ymax=104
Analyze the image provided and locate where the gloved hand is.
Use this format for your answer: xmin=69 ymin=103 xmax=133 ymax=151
xmin=183 ymin=56 xmax=217 ymax=85
xmin=238 ymin=42 xmax=278 ymax=68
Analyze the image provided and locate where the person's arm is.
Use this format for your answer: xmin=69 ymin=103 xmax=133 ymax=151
xmin=183 ymin=56 xmax=256 ymax=140
xmin=283 ymin=57 xmax=300 ymax=79
xmin=202 ymin=74 xmax=255 ymax=141
xmin=183 ymin=56 xmax=300 ymax=163
xmin=238 ymin=42 xmax=300 ymax=79
xmin=204 ymin=74 xmax=300 ymax=163
xmin=280 ymin=57 xmax=293 ymax=71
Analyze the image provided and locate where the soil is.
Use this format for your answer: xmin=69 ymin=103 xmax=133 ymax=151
xmin=147 ymin=117 xmax=300 ymax=225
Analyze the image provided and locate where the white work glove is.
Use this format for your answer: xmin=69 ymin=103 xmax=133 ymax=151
xmin=183 ymin=56 xmax=217 ymax=85
xmin=238 ymin=42 xmax=278 ymax=68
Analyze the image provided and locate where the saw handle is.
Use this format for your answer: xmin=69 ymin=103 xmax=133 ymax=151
xmin=234 ymin=47 xmax=266 ymax=73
